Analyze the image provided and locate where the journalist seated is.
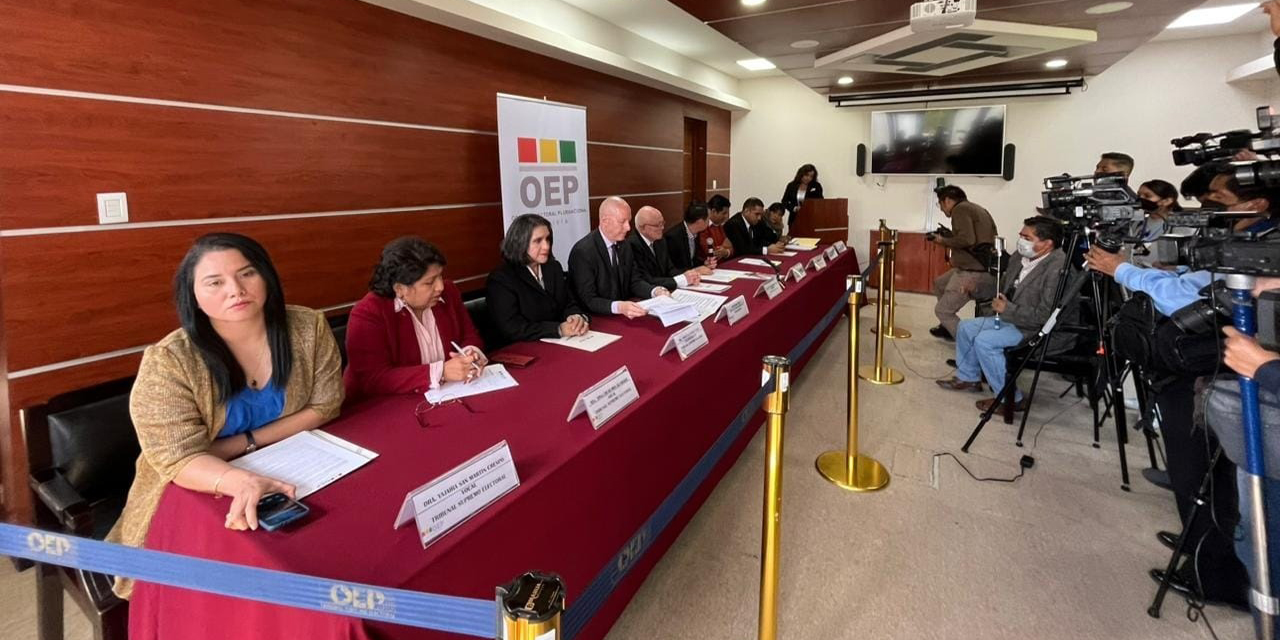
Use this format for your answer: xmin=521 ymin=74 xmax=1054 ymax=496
xmin=106 ymin=233 xmax=344 ymax=597
xmin=936 ymin=216 xmax=1068 ymax=413
xmin=345 ymin=237 xmax=487 ymax=402
xmin=626 ymin=205 xmax=710 ymax=290
xmin=486 ymin=213 xmax=590 ymax=342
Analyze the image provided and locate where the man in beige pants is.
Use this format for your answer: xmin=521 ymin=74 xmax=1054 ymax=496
xmin=928 ymin=185 xmax=998 ymax=341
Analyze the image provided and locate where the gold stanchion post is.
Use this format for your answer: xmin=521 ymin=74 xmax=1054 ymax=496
xmin=867 ymin=219 xmax=890 ymax=305
xmin=860 ymin=242 xmax=904 ymax=385
xmin=816 ymin=277 xmax=890 ymax=491
xmin=883 ymin=229 xmax=911 ymax=339
xmin=498 ymin=572 xmax=565 ymax=640
xmin=758 ymin=356 xmax=791 ymax=640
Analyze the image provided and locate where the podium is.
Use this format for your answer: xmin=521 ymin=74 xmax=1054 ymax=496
xmin=790 ymin=198 xmax=849 ymax=245
xmin=866 ymin=231 xmax=950 ymax=294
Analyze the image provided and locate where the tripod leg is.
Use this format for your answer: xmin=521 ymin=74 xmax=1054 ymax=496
xmin=1107 ymin=353 xmax=1132 ymax=490
xmin=1090 ymin=368 xmax=1101 ymax=449
xmin=1148 ymin=450 xmax=1222 ymax=618
xmin=1015 ymin=339 xmax=1054 ymax=446
xmin=962 ymin=344 xmax=1040 ymax=452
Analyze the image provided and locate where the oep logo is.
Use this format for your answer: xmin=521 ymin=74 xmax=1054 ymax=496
xmin=516 ymin=137 xmax=580 ymax=208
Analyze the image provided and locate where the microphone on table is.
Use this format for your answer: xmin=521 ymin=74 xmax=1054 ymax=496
xmin=762 ymin=251 xmax=787 ymax=289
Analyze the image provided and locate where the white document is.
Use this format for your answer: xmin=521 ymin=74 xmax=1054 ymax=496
xmin=425 ymin=364 xmax=518 ymax=404
xmin=785 ymin=243 xmax=818 ymax=252
xmin=680 ymin=282 xmax=732 ymax=294
xmin=638 ymin=296 xmax=699 ymax=327
xmin=659 ymin=321 xmax=710 ymax=360
xmin=394 ymin=441 xmax=520 ymax=549
xmin=789 ymin=237 xmax=820 ymax=249
xmin=701 ymin=268 xmax=755 ymax=283
xmin=714 ymin=295 xmax=750 ymax=326
xmin=540 ymin=330 xmax=621 ymax=353
xmin=231 ymin=430 xmax=377 ymax=499
xmin=777 ymin=251 xmax=798 ymax=257
xmin=566 ymin=366 xmax=640 ymax=429
xmin=739 ymin=258 xmax=782 ymax=269
xmin=670 ymin=289 xmax=729 ymax=323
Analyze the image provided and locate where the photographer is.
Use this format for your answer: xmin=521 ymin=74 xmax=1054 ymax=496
xmin=1095 ymin=152 xmax=1135 ymax=181
xmin=1207 ymin=277 xmax=1280 ymax=595
xmin=928 ymin=185 xmax=999 ymax=341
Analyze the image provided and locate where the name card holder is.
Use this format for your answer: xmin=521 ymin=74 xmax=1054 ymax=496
xmin=810 ymin=255 xmax=828 ymax=271
xmin=566 ymin=366 xmax=640 ymax=429
xmin=394 ymin=441 xmax=521 ymax=548
xmin=659 ymin=321 xmax=710 ymax=360
xmin=714 ymin=295 xmax=750 ymax=326
xmin=788 ymin=264 xmax=807 ymax=283
xmin=755 ymin=278 xmax=783 ymax=300
xmin=825 ymin=246 xmax=839 ymax=261
xmin=834 ymin=240 xmax=848 ymax=253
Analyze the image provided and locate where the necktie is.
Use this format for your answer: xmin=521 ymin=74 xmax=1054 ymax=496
xmin=688 ymin=232 xmax=696 ymax=261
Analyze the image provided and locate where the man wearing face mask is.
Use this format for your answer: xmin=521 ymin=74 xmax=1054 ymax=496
xmin=937 ymin=216 xmax=1070 ymax=413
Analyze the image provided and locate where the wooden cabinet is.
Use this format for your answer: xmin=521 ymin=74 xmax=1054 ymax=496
xmin=867 ymin=231 xmax=951 ymax=294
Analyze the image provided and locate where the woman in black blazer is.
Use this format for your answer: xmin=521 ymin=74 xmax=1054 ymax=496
xmin=781 ymin=163 xmax=824 ymax=227
xmin=486 ymin=214 xmax=590 ymax=343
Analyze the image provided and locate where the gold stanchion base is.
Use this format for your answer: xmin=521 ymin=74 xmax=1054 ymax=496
xmin=870 ymin=326 xmax=912 ymax=339
xmin=858 ymin=365 xmax=904 ymax=385
xmin=815 ymin=451 xmax=890 ymax=492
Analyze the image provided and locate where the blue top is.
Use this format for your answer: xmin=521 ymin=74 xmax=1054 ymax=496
xmin=1113 ymin=265 xmax=1212 ymax=317
xmin=217 ymin=384 xmax=284 ymax=439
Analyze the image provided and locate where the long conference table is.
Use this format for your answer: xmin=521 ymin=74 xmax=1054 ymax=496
xmin=128 ymin=245 xmax=859 ymax=640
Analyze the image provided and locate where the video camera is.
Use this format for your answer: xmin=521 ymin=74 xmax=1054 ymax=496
xmin=1172 ymin=106 xmax=1280 ymax=189
xmin=1039 ymin=173 xmax=1143 ymax=252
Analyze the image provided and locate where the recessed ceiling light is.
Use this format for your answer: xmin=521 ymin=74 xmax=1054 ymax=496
xmin=1168 ymin=2 xmax=1259 ymax=29
xmin=791 ymin=39 xmax=820 ymax=49
xmin=741 ymin=0 xmax=767 ymax=6
xmin=1045 ymin=59 xmax=1068 ymax=69
xmin=837 ymin=76 xmax=854 ymax=86
xmin=737 ymin=58 xmax=776 ymax=71
xmin=1085 ymin=2 xmax=1133 ymax=15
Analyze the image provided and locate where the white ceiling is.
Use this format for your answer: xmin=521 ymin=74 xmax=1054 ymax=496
xmin=1151 ymin=0 xmax=1269 ymax=42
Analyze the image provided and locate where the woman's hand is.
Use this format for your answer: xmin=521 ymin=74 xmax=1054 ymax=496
xmin=443 ymin=351 xmax=480 ymax=382
xmin=220 ymin=468 xmax=296 ymax=531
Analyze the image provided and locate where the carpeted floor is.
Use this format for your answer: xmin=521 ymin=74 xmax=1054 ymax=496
xmin=0 ymin=293 xmax=1252 ymax=639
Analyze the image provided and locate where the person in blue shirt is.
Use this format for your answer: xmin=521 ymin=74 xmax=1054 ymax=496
xmin=1084 ymin=170 xmax=1277 ymax=316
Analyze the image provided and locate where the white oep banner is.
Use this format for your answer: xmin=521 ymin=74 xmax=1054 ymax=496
xmin=496 ymin=93 xmax=591 ymax=249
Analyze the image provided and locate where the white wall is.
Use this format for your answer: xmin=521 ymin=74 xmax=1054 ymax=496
xmin=731 ymin=34 xmax=1280 ymax=258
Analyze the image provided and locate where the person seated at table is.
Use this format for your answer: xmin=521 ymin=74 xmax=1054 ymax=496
xmin=698 ymin=194 xmax=734 ymax=263
xmin=726 ymin=197 xmax=787 ymax=256
xmin=486 ymin=213 xmax=590 ymax=342
xmin=664 ymin=200 xmax=717 ymax=272
xmin=344 ymin=237 xmax=487 ymax=402
xmin=106 ymin=233 xmax=344 ymax=596
xmin=935 ymin=216 xmax=1069 ymax=413
xmin=627 ymin=205 xmax=711 ymax=290
xmin=568 ymin=196 xmax=670 ymax=318
xmin=755 ymin=202 xmax=789 ymax=247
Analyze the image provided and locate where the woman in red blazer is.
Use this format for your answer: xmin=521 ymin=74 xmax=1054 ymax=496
xmin=344 ymin=237 xmax=486 ymax=402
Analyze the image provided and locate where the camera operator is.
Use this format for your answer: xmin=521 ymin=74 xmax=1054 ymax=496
xmin=1207 ymin=277 xmax=1280 ymax=595
xmin=1130 ymin=179 xmax=1184 ymax=268
xmin=928 ymin=185 xmax=999 ymax=341
xmin=1095 ymin=152 xmax=1135 ymax=181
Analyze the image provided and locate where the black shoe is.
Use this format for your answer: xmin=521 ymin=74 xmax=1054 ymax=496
xmin=945 ymin=358 xmax=957 ymax=368
xmin=1149 ymin=568 xmax=1249 ymax=611
xmin=1142 ymin=467 xmax=1172 ymax=491
xmin=929 ymin=325 xmax=954 ymax=341
xmin=1156 ymin=530 xmax=1179 ymax=551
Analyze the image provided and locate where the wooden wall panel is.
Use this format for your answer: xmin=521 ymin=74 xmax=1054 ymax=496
xmin=588 ymin=145 xmax=683 ymax=198
xmin=707 ymin=155 xmax=731 ymax=196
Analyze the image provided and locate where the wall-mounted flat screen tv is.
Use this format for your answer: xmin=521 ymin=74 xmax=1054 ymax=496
xmin=870 ymin=105 xmax=1006 ymax=176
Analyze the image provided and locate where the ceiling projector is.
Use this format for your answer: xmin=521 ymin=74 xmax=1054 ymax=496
xmin=910 ymin=0 xmax=977 ymax=32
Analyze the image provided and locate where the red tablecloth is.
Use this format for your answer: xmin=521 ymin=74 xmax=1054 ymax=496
xmin=129 ymin=247 xmax=859 ymax=640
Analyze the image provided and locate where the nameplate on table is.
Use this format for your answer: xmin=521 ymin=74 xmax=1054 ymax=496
xmin=788 ymin=263 xmax=807 ymax=282
xmin=825 ymin=246 xmax=839 ymax=261
xmin=714 ymin=295 xmax=750 ymax=326
xmin=755 ymin=278 xmax=783 ymax=300
xmin=810 ymin=255 xmax=828 ymax=271
xmin=834 ymin=240 xmax=848 ymax=253
xmin=394 ymin=440 xmax=521 ymax=548
xmin=659 ymin=320 xmax=710 ymax=361
xmin=567 ymin=366 xmax=640 ymax=429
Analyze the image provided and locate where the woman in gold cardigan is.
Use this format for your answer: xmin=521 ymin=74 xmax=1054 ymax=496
xmin=106 ymin=233 xmax=343 ymax=597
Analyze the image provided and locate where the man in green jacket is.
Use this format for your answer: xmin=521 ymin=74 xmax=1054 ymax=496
xmin=928 ymin=185 xmax=998 ymax=340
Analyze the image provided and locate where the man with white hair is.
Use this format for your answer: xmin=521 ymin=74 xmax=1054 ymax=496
xmin=568 ymin=196 xmax=669 ymax=318
xmin=626 ymin=205 xmax=710 ymax=291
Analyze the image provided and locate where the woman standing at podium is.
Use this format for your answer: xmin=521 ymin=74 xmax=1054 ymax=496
xmin=780 ymin=163 xmax=824 ymax=230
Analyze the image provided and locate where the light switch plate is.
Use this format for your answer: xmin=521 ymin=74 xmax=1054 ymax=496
xmin=97 ymin=192 xmax=129 ymax=224
xmin=712 ymin=179 xmax=718 ymax=189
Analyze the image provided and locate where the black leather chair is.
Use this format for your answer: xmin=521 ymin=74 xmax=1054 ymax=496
xmin=462 ymin=294 xmax=508 ymax=352
xmin=327 ymin=312 xmax=349 ymax=368
xmin=19 ymin=378 xmax=137 ymax=640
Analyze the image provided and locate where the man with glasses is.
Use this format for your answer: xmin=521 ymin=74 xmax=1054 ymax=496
xmin=627 ymin=205 xmax=710 ymax=290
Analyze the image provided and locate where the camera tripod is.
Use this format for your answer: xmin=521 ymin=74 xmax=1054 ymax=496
xmin=959 ymin=227 xmax=1162 ymax=491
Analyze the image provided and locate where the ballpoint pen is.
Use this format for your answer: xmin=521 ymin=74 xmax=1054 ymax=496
xmin=450 ymin=340 xmax=483 ymax=380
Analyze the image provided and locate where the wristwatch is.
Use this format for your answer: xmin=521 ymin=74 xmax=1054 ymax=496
xmin=244 ymin=430 xmax=258 ymax=453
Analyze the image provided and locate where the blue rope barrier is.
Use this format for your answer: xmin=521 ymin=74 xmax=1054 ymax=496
xmin=0 ymin=523 xmax=495 ymax=637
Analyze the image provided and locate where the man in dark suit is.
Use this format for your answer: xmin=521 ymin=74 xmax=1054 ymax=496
xmin=664 ymin=201 xmax=715 ymax=272
xmin=568 ymin=196 xmax=668 ymax=317
xmin=725 ymin=197 xmax=786 ymax=257
xmin=628 ymin=206 xmax=711 ymax=290
xmin=755 ymin=202 xmax=789 ymax=247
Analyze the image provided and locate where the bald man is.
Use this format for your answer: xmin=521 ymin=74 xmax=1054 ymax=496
xmin=568 ymin=197 xmax=670 ymax=318
xmin=626 ymin=206 xmax=711 ymax=290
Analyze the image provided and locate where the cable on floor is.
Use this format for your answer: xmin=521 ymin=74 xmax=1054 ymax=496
xmin=933 ymin=452 xmax=1026 ymax=484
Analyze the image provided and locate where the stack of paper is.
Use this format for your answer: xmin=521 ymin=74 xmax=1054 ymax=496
xmin=670 ymin=289 xmax=729 ymax=323
xmin=681 ymin=282 xmax=732 ymax=294
xmin=788 ymin=237 xmax=820 ymax=249
xmin=425 ymin=364 xmax=519 ymax=403
xmin=739 ymin=258 xmax=783 ymax=269
xmin=701 ymin=268 xmax=755 ymax=283
xmin=638 ymin=296 xmax=700 ymax=327
xmin=541 ymin=330 xmax=621 ymax=352
xmin=230 ymin=430 xmax=378 ymax=499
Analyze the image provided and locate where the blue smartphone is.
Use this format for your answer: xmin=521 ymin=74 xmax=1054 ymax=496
xmin=257 ymin=493 xmax=309 ymax=531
